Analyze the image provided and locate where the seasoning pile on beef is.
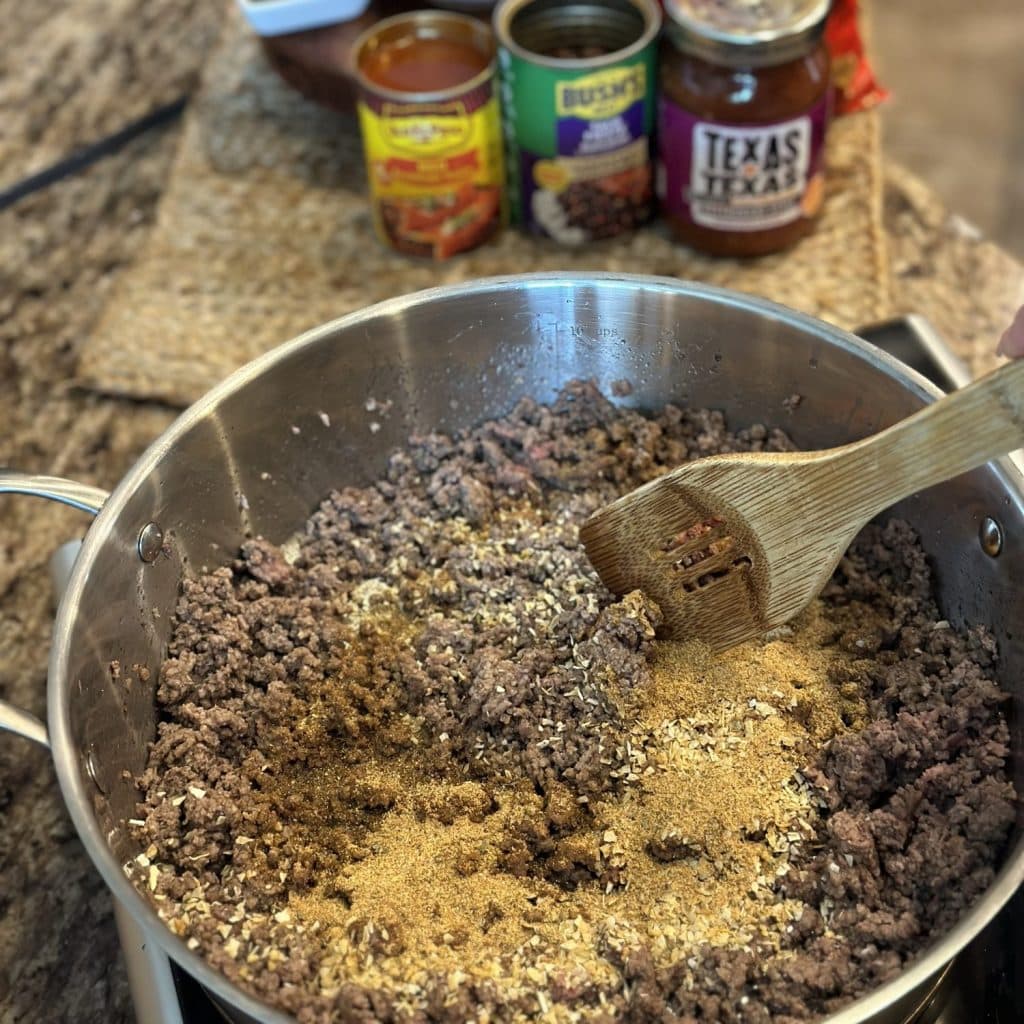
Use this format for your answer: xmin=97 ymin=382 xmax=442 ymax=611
xmin=128 ymin=382 xmax=1016 ymax=1023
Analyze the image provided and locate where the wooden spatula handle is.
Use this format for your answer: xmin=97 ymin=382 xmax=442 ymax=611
xmin=836 ymin=358 xmax=1024 ymax=520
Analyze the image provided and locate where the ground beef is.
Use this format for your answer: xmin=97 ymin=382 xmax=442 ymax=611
xmin=129 ymin=381 xmax=1017 ymax=1023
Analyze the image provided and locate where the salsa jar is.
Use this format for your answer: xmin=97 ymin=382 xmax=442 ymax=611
xmin=657 ymin=0 xmax=833 ymax=257
xmin=353 ymin=11 xmax=507 ymax=260
xmin=493 ymin=0 xmax=661 ymax=245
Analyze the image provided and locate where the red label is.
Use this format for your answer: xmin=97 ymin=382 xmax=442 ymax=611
xmin=447 ymin=150 xmax=480 ymax=171
xmin=825 ymin=0 xmax=889 ymax=115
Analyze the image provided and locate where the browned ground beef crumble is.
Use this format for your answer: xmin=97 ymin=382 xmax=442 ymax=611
xmin=131 ymin=381 xmax=1017 ymax=1023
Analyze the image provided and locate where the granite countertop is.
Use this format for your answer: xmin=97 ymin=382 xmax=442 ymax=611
xmin=1 ymin=3 xmax=1022 ymax=1022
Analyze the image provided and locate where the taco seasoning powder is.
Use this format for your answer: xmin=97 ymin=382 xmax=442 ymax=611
xmin=493 ymin=0 xmax=661 ymax=245
xmin=657 ymin=0 xmax=833 ymax=257
xmin=354 ymin=12 xmax=506 ymax=260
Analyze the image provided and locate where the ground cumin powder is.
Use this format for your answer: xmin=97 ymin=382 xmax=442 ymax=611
xmin=280 ymin=604 xmax=865 ymax=1001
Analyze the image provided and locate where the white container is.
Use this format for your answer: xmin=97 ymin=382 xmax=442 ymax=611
xmin=236 ymin=0 xmax=372 ymax=37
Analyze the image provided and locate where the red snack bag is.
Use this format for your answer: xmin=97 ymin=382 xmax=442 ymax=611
xmin=825 ymin=0 xmax=889 ymax=114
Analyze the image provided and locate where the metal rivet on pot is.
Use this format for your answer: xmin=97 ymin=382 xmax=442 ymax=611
xmin=85 ymin=748 xmax=107 ymax=794
xmin=980 ymin=517 xmax=1003 ymax=558
xmin=138 ymin=522 xmax=164 ymax=563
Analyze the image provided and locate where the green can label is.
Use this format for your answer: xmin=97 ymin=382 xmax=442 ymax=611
xmin=498 ymin=46 xmax=657 ymax=244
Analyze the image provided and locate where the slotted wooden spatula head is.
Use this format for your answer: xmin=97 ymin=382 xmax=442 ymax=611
xmin=580 ymin=357 xmax=1024 ymax=651
xmin=580 ymin=451 xmax=838 ymax=651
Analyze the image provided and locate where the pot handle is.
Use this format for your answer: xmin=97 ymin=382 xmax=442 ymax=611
xmin=0 ymin=470 xmax=108 ymax=515
xmin=0 ymin=471 xmax=108 ymax=748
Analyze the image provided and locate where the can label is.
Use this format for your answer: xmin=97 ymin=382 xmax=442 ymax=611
xmin=656 ymin=95 xmax=830 ymax=233
xmin=499 ymin=51 xmax=656 ymax=245
xmin=358 ymin=81 xmax=505 ymax=260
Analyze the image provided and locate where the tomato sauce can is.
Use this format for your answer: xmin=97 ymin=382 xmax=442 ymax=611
xmin=493 ymin=0 xmax=661 ymax=245
xmin=353 ymin=12 xmax=506 ymax=260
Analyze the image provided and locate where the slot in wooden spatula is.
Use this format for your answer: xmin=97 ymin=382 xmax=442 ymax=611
xmin=580 ymin=358 xmax=1024 ymax=651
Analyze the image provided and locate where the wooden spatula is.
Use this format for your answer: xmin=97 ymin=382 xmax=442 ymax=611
xmin=580 ymin=358 xmax=1024 ymax=651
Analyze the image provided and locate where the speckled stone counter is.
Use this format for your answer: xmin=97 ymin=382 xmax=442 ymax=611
xmin=1 ymin=5 xmax=1022 ymax=1023
xmin=0 ymin=3 xmax=222 ymax=1021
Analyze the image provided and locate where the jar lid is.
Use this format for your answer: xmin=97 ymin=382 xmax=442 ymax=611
xmin=664 ymin=0 xmax=832 ymax=68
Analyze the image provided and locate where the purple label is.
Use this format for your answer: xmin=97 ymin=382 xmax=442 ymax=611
xmin=555 ymin=101 xmax=647 ymax=156
xmin=517 ymin=92 xmax=652 ymax=244
xmin=657 ymin=95 xmax=830 ymax=233
xmin=518 ymin=139 xmax=653 ymax=245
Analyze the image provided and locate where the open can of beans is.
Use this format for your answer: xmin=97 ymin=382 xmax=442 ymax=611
xmin=354 ymin=11 xmax=507 ymax=260
xmin=493 ymin=0 xmax=661 ymax=245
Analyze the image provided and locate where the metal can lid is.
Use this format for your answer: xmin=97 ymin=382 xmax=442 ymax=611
xmin=494 ymin=0 xmax=662 ymax=71
xmin=664 ymin=0 xmax=832 ymax=68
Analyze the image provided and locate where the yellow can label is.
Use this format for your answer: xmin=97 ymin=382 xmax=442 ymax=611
xmin=554 ymin=65 xmax=648 ymax=122
xmin=377 ymin=102 xmax=473 ymax=157
xmin=357 ymin=92 xmax=505 ymax=260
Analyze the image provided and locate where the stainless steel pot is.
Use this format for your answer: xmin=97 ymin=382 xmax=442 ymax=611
xmin=1 ymin=274 xmax=1021 ymax=1024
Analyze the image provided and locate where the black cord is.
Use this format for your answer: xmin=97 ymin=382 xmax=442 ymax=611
xmin=0 ymin=96 xmax=189 ymax=213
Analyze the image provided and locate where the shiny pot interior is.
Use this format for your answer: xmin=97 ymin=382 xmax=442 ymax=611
xmin=49 ymin=274 xmax=1023 ymax=1024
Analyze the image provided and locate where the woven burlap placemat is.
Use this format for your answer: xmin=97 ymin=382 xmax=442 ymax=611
xmin=79 ymin=7 xmax=890 ymax=407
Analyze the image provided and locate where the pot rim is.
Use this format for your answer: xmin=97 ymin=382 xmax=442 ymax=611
xmin=47 ymin=273 xmax=1024 ymax=1023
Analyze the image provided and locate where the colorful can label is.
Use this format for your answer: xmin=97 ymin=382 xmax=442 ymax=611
xmin=656 ymin=95 xmax=830 ymax=233
xmin=358 ymin=78 xmax=506 ymax=260
xmin=495 ymin=0 xmax=660 ymax=246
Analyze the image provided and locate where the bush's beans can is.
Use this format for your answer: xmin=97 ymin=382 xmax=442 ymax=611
xmin=493 ymin=0 xmax=661 ymax=245
xmin=354 ymin=12 xmax=507 ymax=261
